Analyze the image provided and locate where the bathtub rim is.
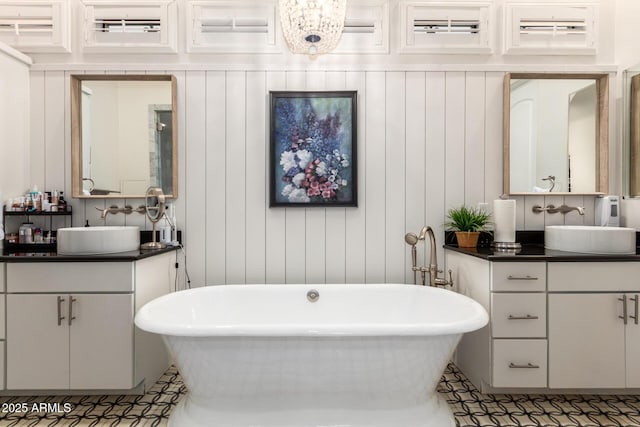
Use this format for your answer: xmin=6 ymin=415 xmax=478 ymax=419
xmin=135 ymin=283 xmax=488 ymax=337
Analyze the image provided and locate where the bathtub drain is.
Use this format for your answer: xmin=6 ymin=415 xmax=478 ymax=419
xmin=307 ymin=289 xmax=319 ymax=302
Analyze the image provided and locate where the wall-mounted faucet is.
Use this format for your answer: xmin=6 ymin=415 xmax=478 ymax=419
xmin=404 ymin=226 xmax=454 ymax=287
xmin=532 ymin=204 xmax=585 ymax=216
xmin=96 ymin=205 xmax=146 ymax=219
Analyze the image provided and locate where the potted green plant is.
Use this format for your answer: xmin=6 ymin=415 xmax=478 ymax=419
xmin=445 ymin=205 xmax=491 ymax=248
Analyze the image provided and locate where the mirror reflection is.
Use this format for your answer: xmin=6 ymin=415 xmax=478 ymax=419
xmin=504 ymin=73 xmax=608 ymax=195
xmin=71 ymin=75 xmax=177 ymax=199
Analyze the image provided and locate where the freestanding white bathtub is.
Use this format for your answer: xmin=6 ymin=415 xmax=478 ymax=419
xmin=135 ymin=284 xmax=488 ymax=427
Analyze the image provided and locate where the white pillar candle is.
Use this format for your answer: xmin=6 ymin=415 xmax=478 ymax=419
xmin=493 ymin=199 xmax=516 ymax=243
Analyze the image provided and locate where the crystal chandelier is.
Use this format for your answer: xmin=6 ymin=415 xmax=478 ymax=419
xmin=279 ymin=0 xmax=347 ymax=57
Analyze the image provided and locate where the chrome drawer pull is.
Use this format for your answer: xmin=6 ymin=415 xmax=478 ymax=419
xmin=508 ymin=314 xmax=539 ymax=320
xmin=509 ymin=362 xmax=540 ymax=369
xmin=57 ymin=296 xmax=66 ymax=326
xmin=68 ymin=297 xmax=77 ymax=326
xmin=507 ymin=275 xmax=538 ymax=281
xmin=619 ymin=295 xmax=628 ymax=325
xmin=631 ymin=295 xmax=639 ymax=325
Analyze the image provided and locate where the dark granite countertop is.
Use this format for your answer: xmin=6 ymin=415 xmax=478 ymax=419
xmin=443 ymin=230 xmax=640 ymax=261
xmin=0 ymin=245 xmax=178 ymax=262
xmin=444 ymin=244 xmax=640 ymax=261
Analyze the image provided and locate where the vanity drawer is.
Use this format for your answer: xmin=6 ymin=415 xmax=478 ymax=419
xmin=491 ymin=262 xmax=546 ymax=292
xmin=548 ymin=262 xmax=640 ymax=292
xmin=491 ymin=293 xmax=546 ymax=338
xmin=492 ymin=339 xmax=547 ymax=388
xmin=6 ymin=262 xmax=134 ymax=293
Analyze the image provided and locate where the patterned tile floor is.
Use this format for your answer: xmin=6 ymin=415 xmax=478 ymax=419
xmin=0 ymin=364 xmax=639 ymax=426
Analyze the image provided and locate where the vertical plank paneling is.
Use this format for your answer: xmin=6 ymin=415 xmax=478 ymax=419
xmin=405 ymin=72 xmax=426 ymax=284
xmin=385 ymin=72 xmax=406 ymax=283
xmin=305 ymin=71 xmax=327 ymax=284
xmin=265 ymin=71 xmax=287 ymax=284
xmin=485 ymin=72 xmax=505 ymax=201
xmin=582 ymin=196 xmax=596 ymax=225
xmin=185 ymin=71 xmax=207 ymax=287
xmin=464 ymin=72 xmax=486 ymax=207
xmin=365 ymin=72 xmax=386 ymax=283
xmin=206 ymin=71 xmax=227 ymax=285
xmin=445 ymin=72 xmax=466 ymax=211
xmin=30 ymin=67 xmax=607 ymax=288
xmin=44 ymin=71 xmax=65 ymax=193
xmin=173 ymin=70 xmax=188 ymax=262
xmin=324 ymin=71 xmax=347 ymax=284
xmin=284 ymin=71 xmax=307 ymax=284
xmin=63 ymin=70 xmax=72 ymax=202
xmin=245 ymin=71 xmax=267 ymax=284
xmin=513 ymin=195 xmax=526 ymax=231
xmin=425 ymin=72 xmax=446 ymax=269
xmin=226 ymin=71 xmax=247 ymax=284
xmin=524 ymin=195 xmax=544 ymax=230
xmin=345 ymin=71 xmax=367 ymax=284
xmin=29 ymin=71 xmax=45 ymax=192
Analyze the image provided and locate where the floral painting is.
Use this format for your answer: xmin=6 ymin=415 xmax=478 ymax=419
xmin=270 ymin=91 xmax=357 ymax=207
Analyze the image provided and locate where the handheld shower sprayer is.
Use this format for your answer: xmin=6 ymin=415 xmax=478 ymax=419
xmin=404 ymin=232 xmax=419 ymax=285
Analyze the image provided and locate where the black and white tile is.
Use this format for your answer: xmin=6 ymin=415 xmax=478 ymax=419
xmin=1 ymin=364 xmax=639 ymax=426
xmin=440 ymin=365 xmax=640 ymax=427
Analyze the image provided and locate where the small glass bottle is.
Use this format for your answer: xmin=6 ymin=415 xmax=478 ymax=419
xmin=58 ymin=191 xmax=67 ymax=212
xmin=34 ymin=228 xmax=43 ymax=244
xmin=19 ymin=222 xmax=34 ymax=244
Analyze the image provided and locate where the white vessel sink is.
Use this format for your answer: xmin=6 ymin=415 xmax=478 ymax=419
xmin=57 ymin=226 xmax=140 ymax=255
xmin=545 ymin=225 xmax=636 ymax=255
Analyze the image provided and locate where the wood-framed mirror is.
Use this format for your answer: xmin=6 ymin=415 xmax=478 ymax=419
xmin=71 ymin=74 xmax=177 ymax=199
xmin=630 ymin=74 xmax=640 ymax=196
xmin=503 ymin=73 xmax=609 ymax=195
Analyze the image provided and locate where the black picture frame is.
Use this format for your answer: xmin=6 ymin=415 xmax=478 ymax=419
xmin=269 ymin=90 xmax=357 ymax=207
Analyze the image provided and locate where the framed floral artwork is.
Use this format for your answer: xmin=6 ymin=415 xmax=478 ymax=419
xmin=269 ymin=91 xmax=357 ymax=207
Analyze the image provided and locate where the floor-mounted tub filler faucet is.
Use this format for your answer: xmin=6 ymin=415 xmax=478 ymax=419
xmin=404 ymin=226 xmax=454 ymax=287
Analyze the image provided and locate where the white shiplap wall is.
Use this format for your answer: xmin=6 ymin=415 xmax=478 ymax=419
xmin=30 ymin=69 xmax=599 ymax=287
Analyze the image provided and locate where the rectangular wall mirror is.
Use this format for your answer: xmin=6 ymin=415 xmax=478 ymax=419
xmin=503 ymin=73 xmax=608 ymax=195
xmin=630 ymin=74 xmax=640 ymax=196
xmin=71 ymin=74 xmax=177 ymax=199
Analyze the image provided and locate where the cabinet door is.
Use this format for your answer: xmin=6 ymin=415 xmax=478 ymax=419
xmin=69 ymin=294 xmax=134 ymax=389
xmin=6 ymin=294 xmax=70 ymax=389
xmin=626 ymin=294 xmax=640 ymax=387
xmin=549 ymin=293 xmax=625 ymax=388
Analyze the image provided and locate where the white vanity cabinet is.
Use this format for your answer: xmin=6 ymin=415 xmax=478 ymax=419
xmin=448 ymin=251 xmax=547 ymax=391
xmin=3 ymin=251 xmax=175 ymax=393
xmin=449 ymin=249 xmax=640 ymax=393
xmin=7 ymin=293 xmax=134 ymax=390
xmin=548 ymin=262 xmax=640 ymax=389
